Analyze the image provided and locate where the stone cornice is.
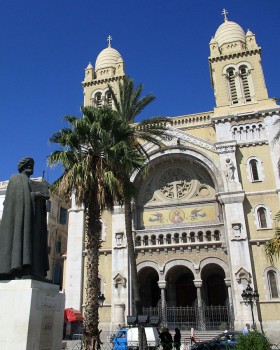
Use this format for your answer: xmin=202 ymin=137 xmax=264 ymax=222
xmin=238 ymin=140 xmax=268 ymax=147
xmin=82 ymin=75 xmax=124 ymax=87
xmin=208 ymin=48 xmax=261 ymax=63
xmin=245 ymin=189 xmax=278 ymax=196
xmin=212 ymin=107 xmax=280 ymax=123
xmin=68 ymin=207 xmax=84 ymax=213
xmin=216 ymin=191 xmax=245 ymax=204
xmin=135 ymin=222 xmax=224 ymax=235
xmin=215 ymin=140 xmax=237 ymax=154
xmin=249 ymin=239 xmax=270 ymax=247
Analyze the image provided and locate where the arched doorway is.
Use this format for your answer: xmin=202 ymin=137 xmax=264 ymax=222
xmin=166 ymin=266 xmax=196 ymax=307
xmin=138 ymin=267 xmax=160 ymax=307
xmin=201 ymin=264 xmax=227 ymax=306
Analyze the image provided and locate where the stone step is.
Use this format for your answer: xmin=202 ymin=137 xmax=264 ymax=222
xmin=178 ymin=330 xmax=222 ymax=344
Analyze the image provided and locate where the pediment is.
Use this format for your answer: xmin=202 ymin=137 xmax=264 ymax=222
xmin=235 ymin=267 xmax=251 ymax=284
xmin=113 ymin=273 xmax=127 ymax=288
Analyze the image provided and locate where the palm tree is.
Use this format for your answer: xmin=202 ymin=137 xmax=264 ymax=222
xmin=273 ymin=117 xmax=280 ymax=144
xmin=265 ymin=211 xmax=280 ymax=264
xmin=108 ymin=77 xmax=169 ymax=316
xmin=48 ymin=106 xmax=127 ymax=350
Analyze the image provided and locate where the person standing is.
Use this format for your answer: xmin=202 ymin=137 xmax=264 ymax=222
xmin=160 ymin=327 xmax=173 ymax=350
xmin=243 ymin=323 xmax=250 ymax=334
xmin=174 ymin=328 xmax=181 ymax=350
xmin=190 ymin=327 xmax=196 ymax=345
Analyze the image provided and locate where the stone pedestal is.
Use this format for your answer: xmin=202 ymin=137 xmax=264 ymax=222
xmin=0 ymin=279 xmax=65 ymax=350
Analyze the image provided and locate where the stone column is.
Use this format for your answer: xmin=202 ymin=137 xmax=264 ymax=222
xmin=111 ymin=206 xmax=128 ymax=330
xmin=225 ymin=278 xmax=234 ymax=330
xmin=114 ymin=303 xmax=125 ymax=328
xmin=217 ymin=190 xmax=256 ymax=330
xmin=65 ymin=193 xmax=84 ymax=310
xmin=194 ymin=280 xmax=205 ymax=331
xmin=158 ymin=281 xmax=167 ymax=326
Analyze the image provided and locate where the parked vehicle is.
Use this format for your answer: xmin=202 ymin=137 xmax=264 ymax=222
xmin=191 ymin=331 xmax=241 ymax=350
xmin=112 ymin=327 xmax=160 ymax=350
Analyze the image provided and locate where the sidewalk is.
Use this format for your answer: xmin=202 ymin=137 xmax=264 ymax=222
xmin=62 ymin=339 xmax=82 ymax=349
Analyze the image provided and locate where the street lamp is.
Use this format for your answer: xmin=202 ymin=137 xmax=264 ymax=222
xmin=241 ymin=283 xmax=259 ymax=326
xmin=98 ymin=293 xmax=105 ymax=307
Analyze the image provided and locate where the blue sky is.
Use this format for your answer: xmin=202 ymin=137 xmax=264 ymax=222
xmin=0 ymin=0 xmax=279 ymax=184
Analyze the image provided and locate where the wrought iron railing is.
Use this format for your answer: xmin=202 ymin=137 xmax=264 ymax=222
xmin=143 ymin=300 xmax=232 ymax=331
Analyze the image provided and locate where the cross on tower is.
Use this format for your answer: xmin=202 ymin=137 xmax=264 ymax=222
xmin=107 ymin=35 xmax=112 ymax=47
xmin=221 ymin=8 xmax=228 ymax=21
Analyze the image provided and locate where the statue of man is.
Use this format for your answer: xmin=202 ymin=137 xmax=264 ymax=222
xmin=0 ymin=157 xmax=49 ymax=280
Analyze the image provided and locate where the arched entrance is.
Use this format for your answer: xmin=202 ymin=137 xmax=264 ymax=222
xmin=201 ymin=264 xmax=227 ymax=306
xmin=138 ymin=267 xmax=160 ymax=307
xmin=166 ymin=266 xmax=196 ymax=307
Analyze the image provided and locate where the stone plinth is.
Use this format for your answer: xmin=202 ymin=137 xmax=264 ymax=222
xmin=0 ymin=279 xmax=65 ymax=350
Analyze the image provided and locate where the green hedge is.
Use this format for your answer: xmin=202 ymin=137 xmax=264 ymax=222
xmin=235 ymin=330 xmax=270 ymax=350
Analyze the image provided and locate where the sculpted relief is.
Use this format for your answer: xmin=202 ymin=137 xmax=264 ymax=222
xmin=136 ymin=162 xmax=217 ymax=229
xmin=138 ymin=162 xmax=215 ymax=206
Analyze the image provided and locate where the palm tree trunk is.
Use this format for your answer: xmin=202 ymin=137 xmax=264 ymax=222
xmin=83 ymin=199 xmax=102 ymax=350
xmin=124 ymin=196 xmax=142 ymax=315
xmin=124 ymin=195 xmax=147 ymax=350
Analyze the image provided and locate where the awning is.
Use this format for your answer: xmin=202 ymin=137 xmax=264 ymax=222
xmin=64 ymin=308 xmax=83 ymax=322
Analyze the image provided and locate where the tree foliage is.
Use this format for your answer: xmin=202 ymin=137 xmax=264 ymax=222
xmin=48 ymin=106 xmax=134 ymax=349
xmin=235 ymin=330 xmax=270 ymax=350
xmin=48 ymin=77 xmax=169 ymax=349
xmin=273 ymin=117 xmax=280 ymax=145
xmin=265 ymin=211 xmax=280 ymax=264
xmin=107 ymin=77 xmax=169 ymax=315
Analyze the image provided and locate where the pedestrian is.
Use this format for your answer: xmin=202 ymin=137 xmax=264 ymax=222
xmin=159 ymin=327 xmax=173 ymax=350
xmin=174 ymin=328 xmax=181 ymax=350
xmin=243 ymin=323 xmax=250 ymax=334
xmin=190 ymin=327 xmax=196 ymax=345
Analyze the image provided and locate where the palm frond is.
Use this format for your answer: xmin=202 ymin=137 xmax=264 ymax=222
xmin=272 ymin=117 xmax=280 ymax=144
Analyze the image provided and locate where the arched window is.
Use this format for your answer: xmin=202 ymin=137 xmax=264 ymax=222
xmin=239 ymin=65 xmax=252 ymax=102
xmin=182 ymin=232 xmax=187 ymax=243
xmin=95 ymin=92 xmax=102 ymax=108
xmin=257 ymin=207 xmax=267 ymax=228
xmin=227 ymin=68 xmax=238 ymax=104
xmin=166 ymin=234 xmax=171 ymax=244
xmin=143 ymin=235 xmax=149 ymax=246
xmin=250 ymin=159 xmax=259 ymax=181
xmin=267 ymin=270 xmax=279 ymax=298
xmin=206 ymin=231 xmax=212 ymax=241
xmin=190 ymin=232 xmax=195 ymax=243
xmin=151 ymin=235 xmax=156 ymax=245
xmin=254 ymin=205 xmax=272 ymax=229
xmin=105 ymin=91 xmax=113 ymax=108
xmin=158 ymin=235 xmax=164 ymax=245
xmin=247 ymin=157 xmax=263 ymax=183
xmin=214 ymin=230 xmax=220 ymax=241
xmin=174 ymin=233 xmax=180 ymax=244
xmin=198 ymin=231 xmax=203 ymax=242
xmin=135 ymin=236 xmax=141 ymax=247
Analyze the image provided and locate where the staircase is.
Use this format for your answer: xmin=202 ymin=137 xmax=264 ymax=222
xmin=180 ymin=330 xmax=222 ymax=349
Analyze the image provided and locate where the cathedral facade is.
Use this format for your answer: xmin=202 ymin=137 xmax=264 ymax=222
xmin=64 ymin=14 xmax=280 ymax=342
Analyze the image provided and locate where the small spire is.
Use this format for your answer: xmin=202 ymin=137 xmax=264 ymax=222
xmin=107 ymin=35 xmax=112 ymax=47
xmin=221 ymin=8 xmax=228 ymax=21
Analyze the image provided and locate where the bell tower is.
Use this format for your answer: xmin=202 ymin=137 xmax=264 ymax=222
xmin=209 ymin=9 xmax=276 ymax=115
xmin=82 ymin=35 xmax=125 ymax=108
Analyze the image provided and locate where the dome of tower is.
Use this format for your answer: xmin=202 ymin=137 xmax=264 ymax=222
xmin=215 ymin=20 xmax=246 ymax=47
xmin=95 ymin=46 xmax=123 ymax=71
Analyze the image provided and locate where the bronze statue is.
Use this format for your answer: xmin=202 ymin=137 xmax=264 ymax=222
xmin=0 ymin=157 xmax=49 ymax=280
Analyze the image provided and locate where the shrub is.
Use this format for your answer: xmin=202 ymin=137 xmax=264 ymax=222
xmin=235 ymin=330 xmax=270 ymax=350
